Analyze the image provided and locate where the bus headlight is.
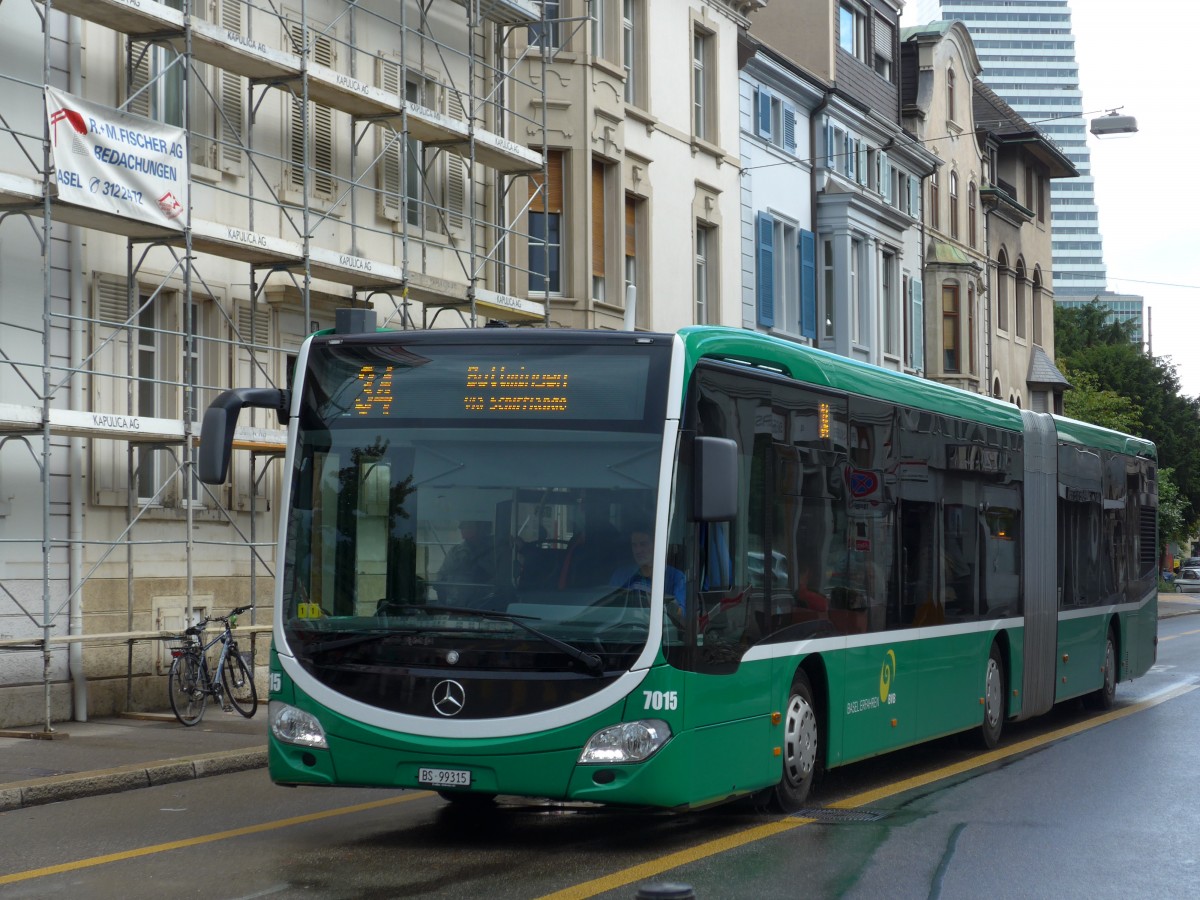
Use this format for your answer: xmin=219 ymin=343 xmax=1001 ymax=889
xmin=269 ymin=701 xmax=328 ymax=749
xmin=579 ymin=720 xmax=671 ymax=764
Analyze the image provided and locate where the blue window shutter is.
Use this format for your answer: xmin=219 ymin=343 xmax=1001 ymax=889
xmin=783 ymin=105 xmax=797 ymax=154
xmin=756 ymin=89 xmax=771 ymax=138
xmin=756 ymin=212 xmax=775 ymax=328
xmin=911 ymin=278 xmax=924 ymax=370
xmin=909 ymin=174 xmax=920 ymax=217
xmin=824 ymin=122 xmax=835 ymax=168
xmin=800 ymin=229 xmax=816 ymax=339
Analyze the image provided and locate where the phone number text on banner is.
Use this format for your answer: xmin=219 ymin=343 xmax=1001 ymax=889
xmin=45 ymin=87 xmax=188 ymax=230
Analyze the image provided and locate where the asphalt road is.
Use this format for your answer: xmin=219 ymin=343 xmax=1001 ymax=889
xmin=3 ymin=617 xmax=1199 ymax=899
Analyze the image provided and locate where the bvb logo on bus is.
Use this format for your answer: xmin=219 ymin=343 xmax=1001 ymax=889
xmin=879 ymin=649 xmax=897 ymax=705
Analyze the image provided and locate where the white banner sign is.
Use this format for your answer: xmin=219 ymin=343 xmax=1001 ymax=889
xmin=45 ymin=87 xmax=188 ymax=230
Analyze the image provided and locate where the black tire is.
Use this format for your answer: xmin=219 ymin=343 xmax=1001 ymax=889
xmin=980 ymin=643 xmax=1005 ymax=749
xmin=768 ymin=670 xmax=821 ymax=812
xmin=437 ymin=790 xmax=497 ymax=807
xmin=222 ymin=649 xmax=258 ymax=718
xmin=168 ymin=653 xmax=207 ymax=726
xmin=1087 ymin=626 xmax=1117 ymax=711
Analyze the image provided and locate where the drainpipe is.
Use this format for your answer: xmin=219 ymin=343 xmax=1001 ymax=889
xmin=68 ymin=16 xmax=87 ymax=721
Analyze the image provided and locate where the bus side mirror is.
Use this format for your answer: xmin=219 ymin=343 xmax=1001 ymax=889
xmin=694 ymin=436 xmax=738 ymax=522
xmin=198 ymin=387 xmax=288 ymax=484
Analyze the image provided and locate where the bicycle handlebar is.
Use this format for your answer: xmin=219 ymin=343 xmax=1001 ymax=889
xmin=181 ymin=606 xmax=255 ymax=636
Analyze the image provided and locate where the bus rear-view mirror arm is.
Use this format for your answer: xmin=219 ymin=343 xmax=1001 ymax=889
xmin=198 ymin=387 xmax=289 ymax=485
xmin=694 ymin=436 xmax=738 ymax=522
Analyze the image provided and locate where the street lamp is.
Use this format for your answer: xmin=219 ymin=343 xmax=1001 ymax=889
xmin=1090 ymin=110 xmax=1138 ymax=137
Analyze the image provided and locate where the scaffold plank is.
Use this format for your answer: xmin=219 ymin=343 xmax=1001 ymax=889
xmin=307 ymin=247 xmax=405 ymax=289
xmin=465 ymin=129 xmax=543 ymax=174
xmin=0 ymin=170 xmax=42 ymax=209
xmin=184 ymin=219 xmax=304 ymax=266
xmin=452 ymin=0 xmax=540 ymax=27
xmin=184 ymin=17 xmax=300 ymax=83
xmin=0 ymin=403 xmax=284 ymax=448
xmin=302 ymin=63 xmax=401 ymax=118
xmin=44 ymin=0 xmax=185 ymax=36
xmin=474 ymin=287 xmax=546 ymax=321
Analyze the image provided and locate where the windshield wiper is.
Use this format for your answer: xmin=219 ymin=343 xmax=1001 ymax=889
xmin=386 ymin=604 xmax=607 ymax=677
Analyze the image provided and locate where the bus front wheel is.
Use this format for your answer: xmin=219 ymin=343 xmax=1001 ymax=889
xmin=979 ymin=643 xmax=1005 ymax=749
xmin=768 ymin=670 xmax=820 ymax=812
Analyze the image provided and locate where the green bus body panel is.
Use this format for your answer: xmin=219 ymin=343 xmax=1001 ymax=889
xmin=677 ymin=327 xmax=1027 ymax=431
xmin=264 ymin=326 xmax=1156 ymax=808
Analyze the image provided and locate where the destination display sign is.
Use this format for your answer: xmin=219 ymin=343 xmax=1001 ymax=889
xmin=307 ymin=343 xmax=663 ymax=427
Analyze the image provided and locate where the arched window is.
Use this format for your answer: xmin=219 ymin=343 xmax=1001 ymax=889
xmin=947 ymin=66 xmax=956 ymax=122
xmin=996 ymin=248 xmax=1009 ymax=332
xmin=929 ymin=170 xmax=940 ymax=230
xmin=968 ymin=181 xmax=977 ymax=248
xmin=949 ymin=172 xmax=959 ymax=239
xmin=967 ymin=281 xmax=976 ymax=375
xmin=942 ymin=280 xmax=960 ymax=373
xmin=993 ymin=376 xmax=1002 ymax=399
xmin=1032 ymin=267 xmax=1044 ymax=345
xmin=1015 ymin=258 xmax=1027 ymax=339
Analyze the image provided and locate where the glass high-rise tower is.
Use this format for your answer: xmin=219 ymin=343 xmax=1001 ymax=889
xmin=916 ymin=1 xmax=1106 ymax=294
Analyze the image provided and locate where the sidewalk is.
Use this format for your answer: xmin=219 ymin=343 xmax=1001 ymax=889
xmin=2 ymin=595 xmax=1198 ymax=812
xmin=0 ymin=710 xmax=267 ymax=812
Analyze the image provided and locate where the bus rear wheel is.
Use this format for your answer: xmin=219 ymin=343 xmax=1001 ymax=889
xmin=768 ymin=670 xmax=820 ymax=813
xmin=979 ymin=643 xmax=1005 ymax=749
xmin=1086 ymin=626 xmax=1117 ymax=711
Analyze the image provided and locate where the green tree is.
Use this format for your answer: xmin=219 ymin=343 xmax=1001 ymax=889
xmin=1060 ymin=366 xmax=1142 ymax=436
xmin=1157 ymin=468 xmax=1188 ymax=559
xmin=1055 ymin=303 xmax=1200 ymax=532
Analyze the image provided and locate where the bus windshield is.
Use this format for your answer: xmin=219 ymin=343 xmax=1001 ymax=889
xmin=280 ymin=335 xmax=674 ymax=716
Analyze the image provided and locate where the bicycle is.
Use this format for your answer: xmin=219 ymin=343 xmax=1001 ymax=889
xmin=167 ymin=605 xmax=258 ymax=726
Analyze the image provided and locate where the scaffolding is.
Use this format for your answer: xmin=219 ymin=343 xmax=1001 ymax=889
xmin=0 ymin=0 xmax=552 ymax=730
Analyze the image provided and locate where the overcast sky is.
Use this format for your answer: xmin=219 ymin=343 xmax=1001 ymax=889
xmin=902 ymin=1 xmax=1200 ymax=399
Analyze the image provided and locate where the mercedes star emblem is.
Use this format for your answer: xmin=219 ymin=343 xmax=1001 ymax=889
xmin=431 ymin=679 xmax=466 ymax=717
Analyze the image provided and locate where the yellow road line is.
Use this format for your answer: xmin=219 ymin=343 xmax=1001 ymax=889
xmin=538 ymin=682 xmax=1198 ymax=899
xmin=1159 ymin=626 xmax=1200 ymax=642
xmin=0 ymin=791 xmax=432 ymax=886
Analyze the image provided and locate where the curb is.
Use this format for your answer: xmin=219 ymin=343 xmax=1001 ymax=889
xmin=0 ymin=746 xmax=267 ymax=812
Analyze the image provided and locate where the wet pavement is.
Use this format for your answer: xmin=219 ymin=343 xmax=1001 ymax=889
xmin=1 ymin=591 xmax=1197 ymax=812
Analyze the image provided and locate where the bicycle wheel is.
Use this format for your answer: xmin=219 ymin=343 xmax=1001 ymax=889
xmin=168 ymin=652 xmax=207 ymax=726
xmin=222 ymin=648 xmax=258 ymax=718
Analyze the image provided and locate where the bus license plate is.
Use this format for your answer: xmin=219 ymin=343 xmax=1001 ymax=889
xmin=418 ymin=767 xmax=471 ymax=787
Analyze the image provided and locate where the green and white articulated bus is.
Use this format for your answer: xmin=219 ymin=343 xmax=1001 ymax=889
xmin=199 ymin=318 xmax=1158 ymax=811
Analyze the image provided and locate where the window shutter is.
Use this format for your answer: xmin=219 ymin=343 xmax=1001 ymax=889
xmin=216 ymin=0 xmax=246 ymax=172
xmin=879 ymin=151 xmax=890 ymax=202
xmin=125 ymin=41 xmax=152 ymax=119
xmin=857 ymin=142 xmax=868 ymax=185
xmin=783 ymin=105 xmax=797 ymax=154
xmin=376 ymin=57 xmax=402 ymax=222
xmin=911 ymin=278 xmax=924 ymax=371
xmin=288 ymin=23 xmax=336 ymax=197
xmin=908 ymin=174 xmax=920 ymax=217
xmin=233 ymin=303 xmax=273 ymax=511
xmin=91 ymin=273 xmax=132 ymax=504
xmin=824 ymin=121 xmax=835 ymax=168
xmin=529 ymin=150 xmax=564 ymax=213
xmin=445 ymin=90 xmax=467 ymax=231
xmin=799 ymin=229 xmax=816 ymax=340
xmin=756 ymin=212 xmax=775 ymax=328
xmin=755 ymin=88 xmax=771 ymax=138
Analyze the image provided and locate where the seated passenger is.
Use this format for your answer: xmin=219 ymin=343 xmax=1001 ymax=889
xmin=436 ymin=520 xmax=494 ymax=605
xmin=609 ymin=524 xmax=687 ymax=617
xmin=794 ymin=561 xmax=829 ymax=613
